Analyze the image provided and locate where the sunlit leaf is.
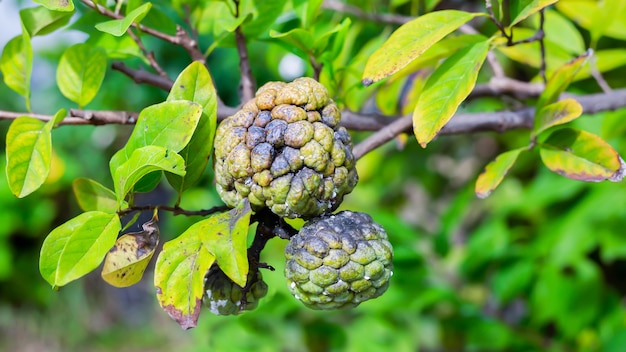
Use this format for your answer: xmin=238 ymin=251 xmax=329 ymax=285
xmin=475 ymin=148 xmax=525 ymax=199
xmin=362 ymin=10 xmax=482 ymax=85
xmin=33 ymin=0 xmax=74 ymax=12
xmin=200 ymin=200 xmax=251 ymax=287
xmin=540 ymin=128 xmax=625 ymax=182
xmin=20 ymin=6 xmax=72 ymax=37
xmin=536 ymin=52 xmax=589 ymax=111
xmin=39 ymin=211 xmax=121 ymax=288
xmin=87 ymin=32 xmax=147 ymax=62
xmin=5 ymin=117 xmax=50 ymax=198
xmin=166 ymin=62 xmax=218 ymax=195
xmin=532 ymin=98 xmax=583 ymax=138
xmin=0 ymin=33 xmax=33 ymax=110
xmin=509 ymin=0 xmax=558 ymax=27
xmin=154 ymin=224 xmax=216 ymax=329
xmin=109 ymin=100 xmax=203 ymax=176
xmin=95 ymin=3 xmax=152 ymax=36
xmin=73 ymin=177 xmax=124 ymax=213
xmin=56 ymin=43 xmax=107 ymax=107
xmin=113 ymin=146 xmax=186 ymax=205
xmin=389 ymin=34 xmax=487 ymax=83
xmin=412 ymin=40 xmax=490 ymax=147
xmin=102 ymin=215 xmax=159 ymax=287
xmin=557 ymin=0 xmax=626 ymax=42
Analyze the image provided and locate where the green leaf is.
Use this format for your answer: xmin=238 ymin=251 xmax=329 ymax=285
xmin=33 ymin=0 xmax=74 ymax=12
xmin=293 ymin=0 xmax=323 ymax=28
xmin=475 ymin=148 xmax=525 ymax=199
xmin=540 ymin=128 xmax=625 ymax=182
xmin=56 ymin=43 xmax=107 ymax=107
xmin=109 ymin=100 xmax=203 ymax=176
xmin=241 ymin=0 xmax=288 ymax=39
xmin=113 ymin=146 xmax=186 ymax=205
xmin=532 ymin=98 xmax=583 ymax=138
xmin=73 ymin=177 xmax=124 ymax=213
xmin=509 ymin=0 xmax=558 ymax=27
xmin=154 ymin=224 xmax=216 ymax=329
xmin=412 ymin=40 xmax=490 ymax=147
xmin=388 ymin=34 xmax=488 ymax=83
xmin=362 ymin=10 xmax=482 ymax=85
xmin=102 ymin=216 xmax=159 ymax=287
xmin=557 ymin=0 xmax=626 ymax=42
xmin=87 ymin=32 xmax=147 ymax=62
xmin=166 ymin=62 xmax=218 ymax=195
xmin=39 ymin=211 xmax=121 ymax=288
xmin=536 ymin=52 xmax=589 ymax=110
xmin=20 ymin=6 xmax=73 ymax=37
xmin=0 ymin=33 xmax=33 ymax=110
xmin=44 ymin=108 xmax=66 ymax=131
xmin=5 ymin=117 xmax=51 ymax=198
xmin=95 ymin=3 xmax=152 ymax=36
xmin=269 ymin=28 xmax=314 ymax=57
xmin=200 ymin=200 xmax=251 ymax=287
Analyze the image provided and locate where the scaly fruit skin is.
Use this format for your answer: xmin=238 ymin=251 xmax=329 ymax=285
xmin=202 ymin=266 xmax=268 ymax=316
xmin=284 ymin=211 xmax=393 ymax=310
xmin=213 ymin=78 xmax=358 ymax=219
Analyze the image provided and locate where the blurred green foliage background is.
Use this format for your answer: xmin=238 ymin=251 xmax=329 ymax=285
xmin=2 ymin=0 xmax=626 ymax=351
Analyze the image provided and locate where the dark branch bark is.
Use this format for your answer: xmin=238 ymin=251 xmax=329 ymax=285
xmin=117 ymin=204 xmax=229 ymax=217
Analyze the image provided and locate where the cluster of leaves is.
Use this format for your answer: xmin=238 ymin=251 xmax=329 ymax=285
xmin=2 ymin=0 xmax=626 ymax=348
xmin=360 ymin=6 xmax=624 ymax=197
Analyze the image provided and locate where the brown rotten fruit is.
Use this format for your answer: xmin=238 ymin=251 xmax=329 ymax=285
xmin=213 ymin=78 xmax=358 ymax=219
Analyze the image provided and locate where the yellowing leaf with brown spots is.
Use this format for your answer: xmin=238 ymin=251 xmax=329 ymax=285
xmin=101 ymin=217 xmax=160 ymax=287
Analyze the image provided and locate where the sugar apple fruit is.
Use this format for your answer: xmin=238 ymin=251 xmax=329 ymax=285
xmin=202 ymin=265 xmax=268 ymax=316
xmin=284 ymin=211 xmax=393 ymax=310
xmin=213 ymin=77 xmax=358 ymax=219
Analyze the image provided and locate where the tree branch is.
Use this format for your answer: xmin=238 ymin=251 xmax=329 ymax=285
xmin=3 ymin=89 xmax=626 ymax=159
xmin=235 ymin=27 xmax=256 ymax=103
xmin=112 ymin=62 xmax=174 ymax=91
xmin=117 ymin=204 xmax=229 ymax=217
xmin=321 ymin=0 xmax=413 ymax=25
xmin=80 ymin=0 xmax=205 ymax=63
xmin=352 ymin=88 xmax=626 ymax=159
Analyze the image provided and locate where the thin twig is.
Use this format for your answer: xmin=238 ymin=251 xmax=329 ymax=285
xmin=352 ymin=88 xmax=626 ymax=159
xmin=590 ymin=55 xmax=613 ymax=93
xmin=485 ymin=0 xmax=510 ymax=44
xmin=321 ymin=0 xmax=413 ymax=25
xmin=117 ymin=204 xmax=229 ymax=217
xmin=79 ymin=0 xmax=204 ymax=63
xmin=537 ymin=10 xmax=547 ymax=83
xmin=111 ymin=62 xmax=174 ymax=91
xmin=235 ymin=27 xmax=256 ymax=103
xmin=232 ymin=0 xmax=256 ymax=103
xmin=127 ymin=30 xmax=168 ymax=78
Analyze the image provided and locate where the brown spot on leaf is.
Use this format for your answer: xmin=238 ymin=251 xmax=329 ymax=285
xmin=162 ymin=299 xmax=202 ymax=330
